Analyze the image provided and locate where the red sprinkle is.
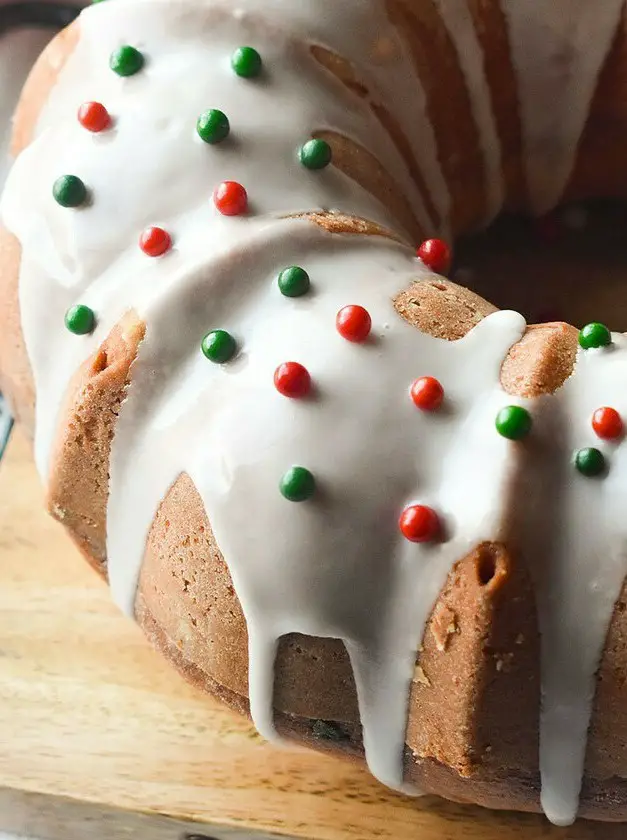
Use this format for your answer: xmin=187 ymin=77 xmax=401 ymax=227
xmin=214 ymin=181 xmax=248 ymax=216
xmin=417 ymin=238 xmax=451 ymax=275
xmin=336 ymin=305 xmax=372 ymax=343
xmin=399 ymin=504 xmax=440 ymax=543
xmin=592 ymin=406 xmax=624 ymax=440
xmin=274 ymin=362 xmax=311 ymax=398
xmin=77 ymin=101 xmax=110 ymax=133
xmin=410 ymin=376 xmax=444 ymax=411
xmin=139 ymin=226 xmax=172 ymax=257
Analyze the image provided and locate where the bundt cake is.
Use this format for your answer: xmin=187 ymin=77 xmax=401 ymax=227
xmin=4 ymin=0 xmax=627 ymax=826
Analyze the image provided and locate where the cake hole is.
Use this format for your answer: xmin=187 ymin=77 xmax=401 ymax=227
xmin=454 ymin=199 xmax=627 ymax=329
xmin=476 ymin=547 xmax=497 ymax=586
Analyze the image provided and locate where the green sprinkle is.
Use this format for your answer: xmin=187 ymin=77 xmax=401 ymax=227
xmin=298 ymin=138 xmax=332 ymax=171
xmin=312 ymin=720 xmax=347 ymax=742
xmin=65 ymin=304 xmax=95 ymax=335
xmin=53 ymin=175 xmax=87 ymax=208
xmin=278 ymin=266 xmax=310 ymax=297
xmin=280 ymin=466 xmax=315 ymax=502
xmin=579 ymin=322 xmax=612 ymax=350
xmin=495 ymin=405 xmax=532 ymax=441
xmin=574 ymin=447 xmax=606 ymax=477
xmin=110 ymin=46 xmax=144 ymax=77
xmin=201 ymin=329 xmax=236 ymax=363
xmin=231 ymin=46 xmax=262 ymax=78
xmin=197 ymin=109 xmax=230 ymax=145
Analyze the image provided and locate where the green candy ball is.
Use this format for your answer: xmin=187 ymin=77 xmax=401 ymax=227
xmin=495 ymin=405 xmax=532 ymax=441
xmin=201 ymin=329 xmax=236 ymax=363
xmin=197 ymin=109 xmax=230 ymax=144
xmin=53 ymin=175 xmax=87 ymax=208
xmin=278 ymin=266 xmax=310 ymax=297
xmin=110 ymin=45 xmax=144 ymax=77
xmin=298 ymin=138 xmax=332 ymax=170
xmin=574 ymin=447 xmax=606 ymax=477
xmin=578 ymin=322 xmax=612 ymax=350
xmin=65 ymin=304 xmax=95 ymax=335
xmin=280 ymin=466 xmax=316 ymax=502
xmin=231 ymin=46 xmax=262 ymax=78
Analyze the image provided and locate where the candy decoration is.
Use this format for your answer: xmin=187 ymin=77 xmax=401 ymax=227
xmin=574 ymin=447 xmax=606 ymax=477
xmin=280 ymin=466 xmax=316 ymax=502
xmin=592 ymin=406 xmax=624 ymax=440
xmin=213 ymin=181 xmax=248 ymax=216
xmin=495 ymin=405 xmax=532 ymax=440
xmin=274 ymin=362 xmax=311 ymax=398
xmin=410 ymin=376 xmax=444 ymax=412
xmin=579 ymin=322 xmax=612 ymax=349
xmin=139 ymin=226 xmax=172 ymax=257
xmin=65 ymin=304 xmax=95 ymax=335
xmin=231 ymin=46 xmax=262 ymax=78
xmin=197 ymin=109 xmax=230 ymax=144
xmin=336 ymin=305 xmax=372 ymax=343
xmin=110 ymin=46 xmax=144 ymax=77
xmin=417 ymin=238 xmax=451 ymax=275
xmin=399 ymin=504 xmax=440 ymax=543
xmin=278 ymin=266 xmax=310 ymax=297
xmin=299 ymin=139 xmax=332 ymax=170
xmin=77 ymin=101 xmax=110 ymax=133
xmin=201 ymin=329 xmax=236 ymax=363
xmin=53 ymin=175 xmax=87 ymax=208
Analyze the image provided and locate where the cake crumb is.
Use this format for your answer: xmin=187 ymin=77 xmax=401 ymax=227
xmin=51 ymin=503 xmax=67 ymax=521
xmin=414 ymin=665 xmax=431 ymax=687
xmin=494 ymin=651 xmax=514 ymax=673
xmin=431 ymin=603 xmax=459 ymax=651
xmin=515 ymin=633 xmax=525 ymax=645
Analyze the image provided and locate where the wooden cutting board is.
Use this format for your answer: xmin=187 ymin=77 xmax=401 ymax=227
xmin=0 ymin=428 xmax=618 ymax=840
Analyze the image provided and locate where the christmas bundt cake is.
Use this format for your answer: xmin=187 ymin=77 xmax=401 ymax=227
xmin=4 ymin=0 xmax=627 ymax=826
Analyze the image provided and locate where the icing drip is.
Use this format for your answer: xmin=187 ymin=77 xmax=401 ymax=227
xmin=509 ymin=338 xmax=627 ymax=826
xmin=105 ymin=223 xmax=525 ymax=788
xmin=4 ymin=0 xmax=627 ymax=826
xmin=431 ymin=0 xmax=503 ymax=223
xmin=500 ymin=0 xmax=626 ymax=213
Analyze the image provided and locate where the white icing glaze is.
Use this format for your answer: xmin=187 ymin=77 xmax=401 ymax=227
xmin=508 ymin=339 xmax=627 ymax=825
xmin=106 ymin=222 xmax=526 ymax=789
xmin=431 ymin=0 xmax=503 ymax=222
xmin=500 ymin=0 xmax=626 ymax=213
xmin=3 ymin=0 xmax=627 ymax=827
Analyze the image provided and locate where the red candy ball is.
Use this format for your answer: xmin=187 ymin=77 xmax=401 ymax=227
xmin=410 ymin=376 xmax=444 ymax=411
xmin=417 ymin=238 xmax=451 ymax=275
xmin=214 ymin=181 xmax=248 ymax=216
xmin=399 ymin=504 xmax=440 ymax=543
xmin=274 ymin=362 xmax=311 ymax=398
xmin=139 ymin=226 xmax=172 ymax=257
xmin=77 ymin=101 xmax=110 ymax=133
xmin=592 ymin=406 xmax=623 ymax=440
xmin=336 ymin=305 xmax=372 ymax=343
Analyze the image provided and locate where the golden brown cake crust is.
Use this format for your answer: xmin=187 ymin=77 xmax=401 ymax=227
xmin=5 ymin=8 xmax=627 ymax=823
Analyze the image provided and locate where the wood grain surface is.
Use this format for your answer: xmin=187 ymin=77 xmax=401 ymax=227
xmin=0 ymin=428 xmax=620 ymax=840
